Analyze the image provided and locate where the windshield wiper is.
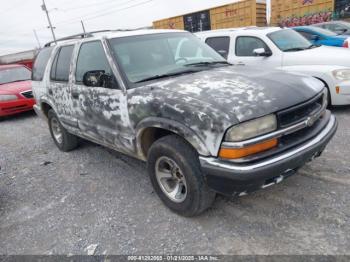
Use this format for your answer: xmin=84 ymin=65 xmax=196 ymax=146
xmin=135 ymin=69 xmax=199 ymax=83
xmin=306 ymin=44 xmax=319 ymax=49
xmin=284 ymin=47 xmax=307 ymax=52
xmin=184 ymin=61 xmax=231 ymax=67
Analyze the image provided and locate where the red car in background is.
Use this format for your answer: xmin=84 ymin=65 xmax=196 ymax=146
xmin=0 ymin=64 xmax=35 ymax=117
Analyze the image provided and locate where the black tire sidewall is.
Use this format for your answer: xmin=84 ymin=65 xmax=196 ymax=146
xmin=147 ymin=136 xmax=214 ymax=216
xmin=48 ymin=109 xmax=78 ymax=152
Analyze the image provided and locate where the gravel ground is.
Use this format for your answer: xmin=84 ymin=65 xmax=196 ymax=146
xmin=0 ymin=108 xmax=349 ymax=255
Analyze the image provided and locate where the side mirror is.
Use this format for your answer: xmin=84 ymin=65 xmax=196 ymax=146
xmin=335 ymin=29 xmax=347 ymax=35
xmin=217 ymin=49 xmax=228 ymax=59
xmin=253 ymin=48 xmax=272 ymax=57
xmin=310 ymin=35 xmax=320 ymax=41
xmin=83 ymin=70 xmax=114 ymax=88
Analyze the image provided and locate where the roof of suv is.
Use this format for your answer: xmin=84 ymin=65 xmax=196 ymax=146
xmin=45 ymin=29 xmax=186 ymax=47
xmin=195 ymin=27 xmax=282 ymax=37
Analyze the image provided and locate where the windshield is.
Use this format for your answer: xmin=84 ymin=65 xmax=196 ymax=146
xmin=268 ymin=29 xmax=313 ymax=52
xmin=338 ymin=21 xmax=350 ymax=29
xmin=108 ymin=32 xmax=227 ymax=83
xmin=308 ymin=26 xmax=338 ymax=36
xmin=0 ymin=66 xmax=31 ymax=85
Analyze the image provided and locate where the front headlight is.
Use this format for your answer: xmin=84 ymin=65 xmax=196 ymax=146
xmin=224 ymin=114 xmax=277 ymax=142
xmin=0 ymin=94 xmax=18 ymax=102
xmin=332 ymin=69 xmax=350 ymax=80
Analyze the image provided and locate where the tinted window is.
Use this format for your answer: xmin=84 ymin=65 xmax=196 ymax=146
xmin=75 ymin=41 xmax=112 ymax=83
xmin=0 ymin=67 xmax=31 ymax=85
xmin=236 ymin=36 xmax=270 ymax=56
xmin=32 ymin=47 xmax=53 ymax=81
xmin=307 ymin=26 xmax=337 ymax=36
xmin=205 ymin=37 xmax=230 ymax=58
xmin=51 ymin=45 xmax=74 ymax=82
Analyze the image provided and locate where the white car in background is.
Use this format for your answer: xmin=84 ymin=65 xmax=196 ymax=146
xmin=196 ymin=27 xmax=350 ymax=106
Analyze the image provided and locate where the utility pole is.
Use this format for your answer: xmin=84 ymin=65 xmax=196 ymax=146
xmin=41 ymin=0 xmax=57 ymax=44
xmin=81 ymin=20 xmax=86 ymax=35
xmin=33 ymin=29 xmax=41 ymax=48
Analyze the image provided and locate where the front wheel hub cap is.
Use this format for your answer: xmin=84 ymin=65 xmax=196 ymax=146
xmin=155 ymin=156 xmax=187 ymax=203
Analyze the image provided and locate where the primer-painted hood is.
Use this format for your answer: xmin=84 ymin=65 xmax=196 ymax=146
xmin=148 ymin=66 xmax=324 ymax=122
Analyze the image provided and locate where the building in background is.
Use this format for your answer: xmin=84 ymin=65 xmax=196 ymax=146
xmin=153 ymin=0 xmax=267 ymax=32
xmin=271 ymin=0 xmax=350 ymax=27
xmin=0 ymin=49 xmax=38 ymax=69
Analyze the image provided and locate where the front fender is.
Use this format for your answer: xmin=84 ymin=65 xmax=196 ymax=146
xmin=135 ymin=117 xmax=211 ymax=159
xmin=280 ymin=65 xmax=349 ymax=105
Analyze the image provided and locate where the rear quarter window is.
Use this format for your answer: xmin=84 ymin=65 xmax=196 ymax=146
xmin=50 ymin=45 xmax=74 ymax=82
xmin=32 ymin=47 xmax=54 ymax=81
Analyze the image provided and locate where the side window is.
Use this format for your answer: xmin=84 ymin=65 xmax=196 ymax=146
xmin=75 ymin=41 xmax=113 ymax=83
xmin=50 ymin=45 xmax=74 ymax=82
xmin=235 ymin=36 xmax=270 ymax=57
xmin=205 ymin=37 xmax=230 ymax=59
xmin=32 ymin=47 xmax=53 ymax=81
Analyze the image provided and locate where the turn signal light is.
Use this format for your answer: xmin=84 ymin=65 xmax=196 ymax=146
xmin=336 ymin=86 xmax=340 ymax=94
xmin=219 ymin=139 xmax=278 ymax=159
xmin=343 ymin=41 xmax=349 ymax=48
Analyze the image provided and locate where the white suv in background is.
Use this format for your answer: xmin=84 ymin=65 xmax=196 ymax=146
xmin=196 ymin=27 xmax=350 ymax=106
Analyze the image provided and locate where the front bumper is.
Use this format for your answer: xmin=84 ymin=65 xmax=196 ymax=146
xmin=200 ymin=115 xmax=338 ymax=196
xmin=0 ymin=98 xmax=35 ymax=117
xmin=33 ymin=104 xmax=46 ymax=119
xmin=331 ymin=79 xmax=350 ymax=105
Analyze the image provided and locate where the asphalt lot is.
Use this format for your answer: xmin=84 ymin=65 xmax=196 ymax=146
xmin=0 ymin=108 xmax=349 ymax=255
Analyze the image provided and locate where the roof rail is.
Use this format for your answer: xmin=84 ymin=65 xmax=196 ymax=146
xmin=44 ymin=28 xmax=148 ymax=47
xmin=44 ymin=30 xmax=114 ymax=47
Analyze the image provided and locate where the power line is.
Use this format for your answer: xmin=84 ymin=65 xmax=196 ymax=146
xmin=55 ymin=0 xmax=155 ymax=26
xmin=59 ymin=0 xmax=141 ymax=12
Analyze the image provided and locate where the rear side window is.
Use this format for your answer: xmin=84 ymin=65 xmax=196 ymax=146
xmin=32 ymin=47 xmax=53 ymax=81
xmin=50 ymin=45 xmax=74 ymax=82
xmin=75 ymin=41 xmax=112 ymax=83
xmin=205 ymin=37 xmax=230 ymax=58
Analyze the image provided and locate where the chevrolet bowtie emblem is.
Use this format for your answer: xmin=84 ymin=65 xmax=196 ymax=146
xmin=306 ymin=114 xmax=317 ymax=127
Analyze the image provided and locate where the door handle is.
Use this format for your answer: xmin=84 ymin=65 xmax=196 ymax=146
xmin=71 ymin=90 xmax=79 ymax=99
xmin=236 ymin=62 xmax=245 ymax=66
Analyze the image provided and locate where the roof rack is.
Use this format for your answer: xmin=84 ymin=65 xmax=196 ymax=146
xmin=44 ymin=28 xmax=147 ymax=47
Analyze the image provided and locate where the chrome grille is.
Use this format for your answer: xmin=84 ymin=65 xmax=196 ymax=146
xmin=277 ymin=92 xmax=325 ymax=128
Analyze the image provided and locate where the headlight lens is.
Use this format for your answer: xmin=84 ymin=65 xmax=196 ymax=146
xmin=333 ymin=69 xmax=350 ymax=80
xmin=225 ymin=114 xmax=277 ymax=142
xmin=0 ymin=94 xmax=18 ymax=102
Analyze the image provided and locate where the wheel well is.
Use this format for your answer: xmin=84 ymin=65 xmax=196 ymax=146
xmin=140 ymin=127 xmax=177 ymax=157
xmin=41 ymin=102 xmax=52 ymax=118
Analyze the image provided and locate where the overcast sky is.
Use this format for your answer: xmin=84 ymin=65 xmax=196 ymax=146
xmin=0 ymin=0 xmax=270 ymax=56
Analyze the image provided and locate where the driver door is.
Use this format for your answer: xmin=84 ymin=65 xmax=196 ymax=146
xmin=230 ymin=36 xmax=281 ymax=69
xmin=71 ymin=40 xmax=133 ymax=154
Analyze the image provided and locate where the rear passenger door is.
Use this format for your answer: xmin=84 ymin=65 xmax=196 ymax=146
xmin=49 ymin=45 xmax=75 ymax=123
xmin=71 ymin=40 xmax=132 ymax=153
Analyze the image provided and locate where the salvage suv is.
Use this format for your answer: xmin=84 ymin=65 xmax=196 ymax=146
xmin=32 ymin=30 xmax=337 ymax=216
